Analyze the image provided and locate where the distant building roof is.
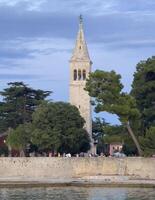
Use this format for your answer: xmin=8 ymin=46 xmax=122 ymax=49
xmin=110 ymin=142 xmax=123 ymax=145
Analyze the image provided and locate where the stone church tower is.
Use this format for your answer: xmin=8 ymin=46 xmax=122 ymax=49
xmin=69 ymin=16 xmax=94 ymax=152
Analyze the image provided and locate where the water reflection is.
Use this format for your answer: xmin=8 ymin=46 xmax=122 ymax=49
xmin=0 ymin=187 xmax=154 ymax=200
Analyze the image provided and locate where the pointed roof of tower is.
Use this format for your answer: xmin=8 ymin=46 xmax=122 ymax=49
xmin=70 ymin=15 xmax=91 ymax=62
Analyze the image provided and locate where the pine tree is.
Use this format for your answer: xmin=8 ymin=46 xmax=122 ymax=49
xmin=85 ymin=70 xmax=143 ymax=156
xmin=0 ymin=82 xmax=51 ymax=131
xmin=132 ymin=57 xmax=155 ymax=132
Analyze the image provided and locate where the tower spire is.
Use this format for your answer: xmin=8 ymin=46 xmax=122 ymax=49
xmin=70 ymin=16 xmax=91 ymax=62
xmin=69 ymin=16 xmax=94 ymax=154
xmin=79 ymin=14 xmax=83 ymax=28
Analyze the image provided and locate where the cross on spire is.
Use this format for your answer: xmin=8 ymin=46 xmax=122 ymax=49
xmin=79 ymin=14 xmax=83 ymax=25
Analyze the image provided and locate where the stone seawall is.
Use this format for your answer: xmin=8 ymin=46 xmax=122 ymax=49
xmin=0 ymin=157 xmax=154 ymax=180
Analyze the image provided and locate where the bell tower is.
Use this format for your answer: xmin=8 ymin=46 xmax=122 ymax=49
xmin=69 ymin=15 xmax=94 ymax=152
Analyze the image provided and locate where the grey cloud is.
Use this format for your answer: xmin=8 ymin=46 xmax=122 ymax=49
xmin=0 ymin=37 xmax=72 ymax=70
xmin=0 ymin=59 xmax=21 ymax=69
xmin=38 ymin=48 xmax=71 ymax=55
xmin=86 ymin=14 xmax=155 ymax=50
xmin=0 ymin=48 xmax=35 ymax=59
xmin=0 ymin=39 xmax=71 ymax=60
xmin=0 ymin=0 xmax=155 ymax=56
xmin=26 ymin=0 xmax=155 ymax=14
xmin=0 ymin=6 xmax=77 ymax=40
xmin=113 ymin=0 xmax=155 ymax=12
xmin=0 ymin=74 xmax=39 ymax=80
xmin=0 ymin=3 xmax=154 ymax=46
xmin=105 ymin=40 xmax=155 ymax=50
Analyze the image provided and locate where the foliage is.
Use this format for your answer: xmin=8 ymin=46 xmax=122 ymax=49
xmin=6 ymin=123 xmax=32 ymax=153
xmin=85 ymin=70 xmax=142 ymax=155
xmin=102 ymin=124 xmax=137 ymax=156
xmin=132 ymin=57 xmax=155 ymax=132
xmin=92 ymin=118 xmax=124 ymax=154
xmin=85 ymin=70 xmax=139 ymax=121
xmin=0 ymin=82 xmax=51 ymax=131
xmin=92 ymin=116 xmax=136 ymax=155
xmin=92 ymin=117 xmax=107 ymax=140
xmin=122 ymin=137 xmax=138 ymax=156
xmin=86 ymin=70 xmax=123 ymax=110
xmin=104 ymin=125 xmax=126 ymax=137
xmin=103 ymin=124 xmax=122 ymax=143
xmin=0 ymin=146 xmax=8 ymax=157
xmin=104 ymin=134 xmax=124 ymax=144
xmin=92 ymin=117 xmax=107 ymax=154
xmin=140 ymin=126 xmax=155 ymax=156
xmin=31 ymin=101 xmax=90 ymax=154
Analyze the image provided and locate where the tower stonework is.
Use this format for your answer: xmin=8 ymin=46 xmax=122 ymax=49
xmin=69 ymin=16 xmax=94 ymax=153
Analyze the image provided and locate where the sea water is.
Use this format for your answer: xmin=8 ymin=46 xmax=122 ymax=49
xmin=0 ymin=187 xmax=154 ymax=200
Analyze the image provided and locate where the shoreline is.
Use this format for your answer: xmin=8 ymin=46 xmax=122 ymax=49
xmin=0 ymin=157 xmax=154 ymax=188
xmin=0 ymin=177 xmax=155 ymax=188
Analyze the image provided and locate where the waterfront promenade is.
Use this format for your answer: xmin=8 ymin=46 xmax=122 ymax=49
xmin=0 ymin=157 xmax=154 ymax=187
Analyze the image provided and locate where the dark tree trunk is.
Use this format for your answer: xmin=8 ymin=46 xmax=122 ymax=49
xmin=126 ymin=121 xmax=143 ymax=156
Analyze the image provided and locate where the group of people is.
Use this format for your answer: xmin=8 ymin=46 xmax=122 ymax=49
xmin=28 ymin=151 xmax=103 ymax=157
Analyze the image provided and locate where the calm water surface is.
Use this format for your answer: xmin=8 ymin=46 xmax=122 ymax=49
xmin=0 ymin=187 xmax=155 ymax=200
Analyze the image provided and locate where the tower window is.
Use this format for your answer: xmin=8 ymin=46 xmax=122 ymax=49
xmin=83 ymin=70 xmax=86 ymax=80
xmin=78 ymin=70 xmax=81 ymax=80
xmin=73 ymin=69 xmax=77 ymax=80
xmin=79 ymin=46 xmax=81 ymax=50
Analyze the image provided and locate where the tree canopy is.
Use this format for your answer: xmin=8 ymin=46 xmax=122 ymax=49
xmin=85 ymin=70 xmax=142 ymax=156
xmin=92 ymin=118 xmax=107 ymax=140
xmin=31 ymin=101 xmax=90 ymax=154
xmin=132 ymin=57 xmax=155 ymax=131
xmin=132 ymin=57 xmax=155 ymax=156
xmin=6 ymin=101 xmax=91 ymax=156
xmin=0 ymin=82 xmax=51 ymax=131
xmin=140 ymin=126 xmax=155 ymax=156
xmin=6 ymin=123 xmax=32 ymax=156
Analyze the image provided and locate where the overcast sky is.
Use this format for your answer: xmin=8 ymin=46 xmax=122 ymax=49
xmin=0 ymin=0 xmax=155 ymax=124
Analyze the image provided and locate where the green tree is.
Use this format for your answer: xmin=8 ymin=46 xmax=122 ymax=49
xmin=103 ymin=125 xmax=126 ymax=144
xmin=31 ymin=101 xmax=90 ymax=154
xmin=0 ymin=82 xmax=51 ymax=131
xmin=85 ymin=70 xmax=143 ymax=156
xmin=122 ymin=137 xmax=138 ymax=156
xmin=132 ymin=57 xmax=155 ymax=132
xmin=140 ymin=126 xmax=155 ymax=156
xmin=92 ymin=118 xmax=107 ymax=154
xmin=92 ymin=118 xmax=107 ymax=140
xmin=6 ymin=123 xmax=32 ymax=156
